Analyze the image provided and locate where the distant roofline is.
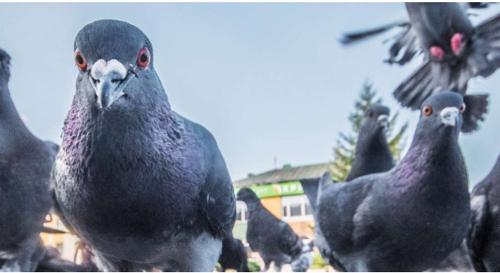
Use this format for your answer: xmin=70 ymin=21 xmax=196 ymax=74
xmin=233 ymin=162 xmax=333 ymax=187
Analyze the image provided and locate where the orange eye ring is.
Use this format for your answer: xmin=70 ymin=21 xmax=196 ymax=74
xmin=459 ymin=103 xmax=466 ymax=113
xmin=136 ymin=47 xmax=150 ymax=69
xmin=422 ymin=105 xmax=433 ymax=116
xmin=75 ymin=50 xmax=87 ymax=72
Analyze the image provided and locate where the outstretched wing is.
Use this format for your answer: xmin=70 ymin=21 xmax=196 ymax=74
xmin=341 ymin=20 xmax=421 ymax=65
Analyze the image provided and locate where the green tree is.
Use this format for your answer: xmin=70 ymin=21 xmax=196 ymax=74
xmin=331 ymin=81 xmax=409 ymax=181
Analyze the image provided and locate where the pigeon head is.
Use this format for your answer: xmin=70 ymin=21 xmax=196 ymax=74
xmin=0 ymin=48 xmax=11 ymax=81
xmin=415 ymin=91 xmax=465 ymax=140
xmin=73 ymin=20 xmax=164 ymax=110
xmin=360 ymin=104 xmax=390 ymax=136
xmin=236 ymin=188 xmax=260 ymax=204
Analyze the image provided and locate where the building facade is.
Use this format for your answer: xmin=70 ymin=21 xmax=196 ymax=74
xmin=233 ymin=162 xmax=333 ymax=241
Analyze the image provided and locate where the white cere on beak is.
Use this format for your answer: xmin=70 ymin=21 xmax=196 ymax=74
xmin=89 ymin=59 xmax=128 ymax=108
xmin=377 ymin=114 xmax=390 ymax=129
xmin=90 ymin=59 xmax=127 ymax=80
xmin=440 ymin=107 xmax=459 ymax=127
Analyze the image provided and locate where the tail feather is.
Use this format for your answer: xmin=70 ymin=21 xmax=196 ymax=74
xmin=300 ymin=179 xmax=320 ymax=213
xmin=340 ymin=21 xmax=408 ymax=45
xmin=462 ymin=94 xmax=489 ymax=133
xmin=394 ymin=62 xmax=437 ymax=110
xmin=300 ymin=172 xmax=332 ymax=215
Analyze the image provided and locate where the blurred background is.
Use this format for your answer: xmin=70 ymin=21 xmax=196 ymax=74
xmin=1 ymin=3 xmax=499 ymax=270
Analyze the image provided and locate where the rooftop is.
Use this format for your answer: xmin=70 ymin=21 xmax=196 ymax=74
xmin=234 ymin=162 xmax=333 ymax=187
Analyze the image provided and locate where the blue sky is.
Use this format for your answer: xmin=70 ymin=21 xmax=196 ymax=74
xmin=0 ymin=3 xmax=499 ymax=184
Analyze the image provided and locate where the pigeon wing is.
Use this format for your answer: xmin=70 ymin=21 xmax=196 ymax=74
xmin=199 ymin=128 xmax=236 ymax=239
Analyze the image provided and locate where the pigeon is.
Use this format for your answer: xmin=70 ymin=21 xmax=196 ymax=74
xmin=52 ymin=20 xmax=236 ymax=271
xmin=312 ymin=92 xmax=471 ymax=271
xmin=341 ymin=3 xmax=500 ymax=132
xmin=290 ymin=238 xmax=314 ymax=272
xmin=346 ymin=104 xmax=393 ymax=181
xmin=467 ymin=154 xmax=500 ymax=271
xmin=217 ymin=236 xmax=250 ymax=272
xmin=0 ymin=48 xmax=59 ymax=271
xmin=237 ymin=188 xmax=302 ymax=272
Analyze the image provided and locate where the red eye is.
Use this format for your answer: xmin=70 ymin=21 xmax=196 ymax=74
xmin=136 ymin=47 xmax=150 ymax=69
xmin=74 ymin=50 xmax=87 ymax=71
xmin=422 ymin=105 xmax=433 ymax=116
xmin=459 ymin=103 xmax=466 ymax=113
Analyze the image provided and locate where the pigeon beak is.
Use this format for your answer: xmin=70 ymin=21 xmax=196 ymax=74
xmin=440 ymin=107 xmax=459 ymax=127
xmin=377 ymin=114 xmax=390 ymax=131
xmin=89 ymin=59 xmax=129 ymax=109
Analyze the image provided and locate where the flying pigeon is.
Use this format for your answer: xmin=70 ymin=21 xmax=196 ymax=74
xmin=467 ymin=154 xmax=500 ymax=271
xmin=346 ymin=104 xmax=394 ymax=181
xmin=218 ymin=236 xmax=250 ymax=272
xmin=237 ymin=188 xmax=302 ymax=272
xmin=313 ymin=92 xmax=471 ymax=271
xmin=341 ymin=3 xmax=500 ymax=132
xmin=0 ymin=48 xmax=59 ymax=271
xmin=52 ymin=20 xmax=236 ymax=271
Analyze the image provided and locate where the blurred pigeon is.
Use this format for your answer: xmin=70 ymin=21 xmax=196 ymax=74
xmin=0 ymin=48 xmax=59 ymax=271
xmin=218 ymin=236 xmax=249 ymax=272
xmin=341 ymin=3 xmax=500 ymax=132
xmin=346 ymin=104 xmax=393 ymax=181
xmin=52 ymin=20 xmax=236 ymax=271
xmin=315 ymin=92 xmax=471 ymax=271
xmin=467 ymin=154 xmax=500 ymax=271
xmin=237 ymin=188 xmax=302 ymax=271
xmin=290 ymin=238 xmax=314 ymax=272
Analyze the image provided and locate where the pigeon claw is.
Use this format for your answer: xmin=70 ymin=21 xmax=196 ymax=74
xmin=430 ymin=46 xmax=445 ymax=61
xmin=451 ymin=33 xmax=464 ymax=56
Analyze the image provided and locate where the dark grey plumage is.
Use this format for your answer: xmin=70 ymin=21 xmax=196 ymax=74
xmin=314 ymin=92 xmax=470 ymax=271
xmin=426 ymin=241 xmax=474 ymax=272
xmin=218 ymin=236 xmax=249 ymax=272
xmin=0 ymin=48 xmax=58 ymax=271
xmin=237 ymin=188 xmax=302 ymax=272
xmin=52 ymin=20 xmax=235 ymax=271
xmin=467 ymin=154 xmax=500 ymax=271
xmin=342 ymin=3 xmax=500 ymax=133
xmin=346 ymin=104 xmax=393 ymax=181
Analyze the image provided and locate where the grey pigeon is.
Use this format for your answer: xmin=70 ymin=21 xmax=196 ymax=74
xmin=467 ymin=154 xmax=500 ymax=271
xmin=0 ymin=48 xmax=59 ymax=271
xmin=311 ymin=92 xmax=471 ymax=271
xmin=237 ymin=188 xmax=302 ymax=272
xmin=290 ymin=238 xmax=314 ymax=272
xmin=342 ymin=3 xmax=500 ymax=133
xmin=346 ymin=104 xmax=393 ymax=181
xmin=52 ymin=20 xmax=236 ymax=271
xmin=217 ymin=236 xmax=250 ymax=272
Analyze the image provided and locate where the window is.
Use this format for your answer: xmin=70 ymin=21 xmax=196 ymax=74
xmin=281 ymin=195 xmax=313 ymax=221
xmin=236 ymin=201 xmax=248 ymax=222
